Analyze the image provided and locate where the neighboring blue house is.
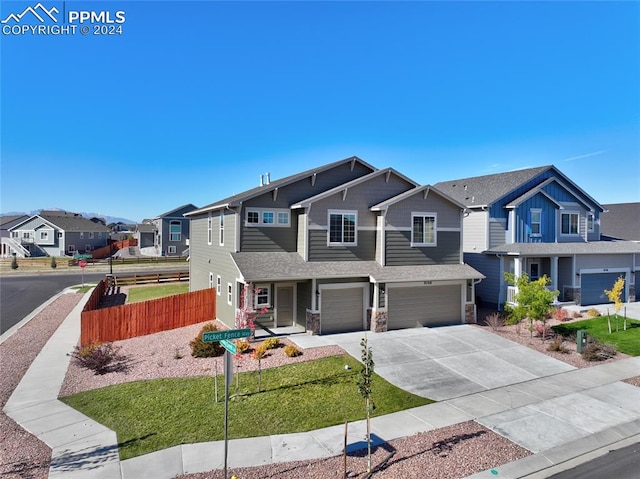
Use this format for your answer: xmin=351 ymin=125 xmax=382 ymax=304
xmin=435 ymin=166 xmax=640 ymax=308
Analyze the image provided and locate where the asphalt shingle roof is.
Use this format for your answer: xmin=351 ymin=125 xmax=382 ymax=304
xmin=601 ymin=203 xmax=640 ymax=241
xmin=38 ymin=211 xmax=110 ymax=232
xmin=434 ymin=166 xmax=552 ymax=207
xmin=231 ymin=252 xmax=484 ymax=283
xmin=486 ymin=240 xmax=640 ymax=255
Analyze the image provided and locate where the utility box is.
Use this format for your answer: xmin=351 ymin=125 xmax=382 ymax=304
xmin=577 ymin=330 xmax=588 ymax=353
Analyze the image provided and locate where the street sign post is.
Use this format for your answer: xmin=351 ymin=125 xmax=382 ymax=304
xmin=202 ymin=328 xmax=251 ymax=343
xmin=220 ymin=339 xmax=237 ymax=355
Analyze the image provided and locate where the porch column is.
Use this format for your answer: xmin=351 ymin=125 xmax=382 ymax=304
xmin=550 ymin=255 xmax=558 ymax=291
xmin=311 ymin=278 xmax=317 ymax=311
xmin=514 ymin=257 xmax=522 ymax=279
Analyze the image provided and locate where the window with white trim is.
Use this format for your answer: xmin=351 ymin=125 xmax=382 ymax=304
xmin=587 ymin=212 xmax=595 ymax=233
xmin=245 ymin=208 xmax=290 ymax=227
xmin=168 ymin=245 xmax=176 ymax=254
xmin=530 ymin=209 xmax=542 ymax=235
xmin=207 ymin=213 xmax=213 ymax=245
xmin=40 ymin=231 xmax=48 ymax=240
xmin=328 ymin=210 xmax=357 ymax=245
xmin=209 ymin=273 xmax=214 ymax=289
xmin=216 ymin=275 xmax=221 ymax=296
xmin=227 ymin=282 xmax=233 ymax=305
xmin=89 ymin=232 xmax=94 ymax=239
xmin=169 ymin=220 xmax=181 ymax=241
xmin=68 ymin=245 xmax=76 ymax=253
xmin=58 ymin=232 xmax=63 ymax=238
xmin=561 ymin=212 xmax=579 ymax=235
xmin=80 ymin=232 xmax=84 ymax=239
xmin=255 ymin=284 xmax=271 ymax=308
xmin=411 ymin=213 xmax=437 ymax=246
xmin=219 ymin=211 xmax=224 ymax=246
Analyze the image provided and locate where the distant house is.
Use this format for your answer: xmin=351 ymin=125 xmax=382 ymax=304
xmin=435 ymin=166 xmax=640 ymax=309
xmin=1 ymin=215 xmax=29 ymax=257
xmin=151 ymin=204 xmax=198 ymax=256
xmin=134 ymin=221 xmax=156 ymax=249
xmin=601 ymin=203 xmax=640 ymax=242
xmin=7 ymin=210 xmax=109 ymax=257
xmin=186 ymin=156 xmax=483 ymax=334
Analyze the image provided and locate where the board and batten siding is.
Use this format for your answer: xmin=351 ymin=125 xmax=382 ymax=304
xmin=462 ymin=210 xmax=488 ymax=253
xmin=385 ymin=230 xmax=461 ymax=265
xmin=464 ymin=252 xmax=501 ymax=308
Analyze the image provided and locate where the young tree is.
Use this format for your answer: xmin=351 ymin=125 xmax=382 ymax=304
xmin=604 ymin=276 xmax=625 ymax=331
xmin=10 ymin=255 xmax=18 ymax=270
xmin=504 ymin=272 xmax=559 ymax=341
xmin=357 ymin=336 xmax=375 ymax=473
xmin=50 ymin=256 xmax=57 ymax=269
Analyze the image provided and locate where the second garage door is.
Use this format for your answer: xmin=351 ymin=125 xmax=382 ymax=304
xmin=581 ymin=272 xmax=626 ymax=306
xmin=321 ymin=287 xmax=365 ymax=334
xmin=388 ymin=284 xmax=461 ymax=329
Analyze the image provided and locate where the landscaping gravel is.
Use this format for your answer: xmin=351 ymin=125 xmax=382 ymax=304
xmin=0 ymin=292 xmax=82 ymax=479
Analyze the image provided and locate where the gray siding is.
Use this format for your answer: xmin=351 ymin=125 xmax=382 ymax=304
xmin=463 ymin=211 xmax=487 ymax=253
xmin=241 ymin=226 xmax=297 ymax=252
xmin=489 ymin=219 xmax=507 ymax=248
xmin=384 ymin=191 xmax=461 ymax=229
xmin=308 ymin=229 xmax=376 ymax=261
xmin=464 ymin=253 xmax=501 ymax=308
xmin=385 ymin=230 xmax=461 ymax=265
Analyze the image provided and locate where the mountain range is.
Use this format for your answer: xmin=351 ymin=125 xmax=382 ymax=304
xmin=1 ymin=208 xmax=137 ymax=225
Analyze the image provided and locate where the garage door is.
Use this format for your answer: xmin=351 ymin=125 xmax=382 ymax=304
xmin=388 ymin=284 xmax=461 ymax=329
xmin=581 ymin=273 xmax=626 ymax=306
xmin=321 ymin=287 xmax=365 ymax=334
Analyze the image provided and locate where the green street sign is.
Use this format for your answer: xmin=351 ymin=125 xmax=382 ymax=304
xmin=73 ymin=253 xmax=93 ymax=259
xmin=202 ymin=328 xmax=251 ymax=343
xmin=220 ymin=339 xmax=237 ymax=355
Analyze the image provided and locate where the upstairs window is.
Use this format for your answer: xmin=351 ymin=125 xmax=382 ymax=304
xmin=170 ymin=220 xmax=181 ymax=241
xmin=412 ymin=213 xmax=437 ymax=246
xmin=219 ymin=211 xmax=224 ymax=246
xmin=40 ymin=231 xmax=48 ymax=240
xmin=561 ymin=212 xmax=579 ymax=235
xmin=207 ymin=213 xmax=213 ymax=245
xmin=245 ymin=209 xmax=290 ymax=227
xmin=328 ymin=210 xmax=357 ymax=245
xmin=587 ymin=212 xmax=595 ymax=233
xmin=530 ymin=209 xmax=542 ymax=236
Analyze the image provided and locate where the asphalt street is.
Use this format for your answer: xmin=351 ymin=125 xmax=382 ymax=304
xmin=547 ymin=442 xmax=640 ymax=479
xmin=0 ymin=272 xmax=106 ymax=334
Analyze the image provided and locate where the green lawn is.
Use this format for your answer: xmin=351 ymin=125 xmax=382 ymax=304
xmin=126 ymin=283 xmax=189 ymax=303
xmin=552 ymin=316 xmax=640 ymax=356
xmin=60 ymin=355 xmax=432 ymax=460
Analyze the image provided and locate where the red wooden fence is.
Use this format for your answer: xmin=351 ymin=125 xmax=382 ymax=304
xmin=81 ymin=288 xmax=216 ymax=345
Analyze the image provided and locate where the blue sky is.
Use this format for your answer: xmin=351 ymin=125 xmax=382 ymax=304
xmin=1 ymin=0 xmax=638 ymax=222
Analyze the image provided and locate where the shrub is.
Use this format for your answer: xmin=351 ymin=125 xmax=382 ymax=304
xmin=284 ymin=344 xmax=302 ymax=357
xmin=533 ymin=321 xmax=553 ymax=338
xmin=262 ymin=337 xmax=281 ymax=350
xmin=551 ymin=308 xmax=569 ymax=322
xmin=484 ymin=312 xmax=505 ymax=331
xmin=587 ymin=308 xmax=601 ymax=318
xmin=547 ymin=336 xmax=569 ymax=353
xmin=581 ymin=338 xmax=617 ymax=362
xmin=71 ymin=342 xmax=130 ymax=375
xmin=236 ymin=339 xmax=251 ymax=354
xmin=189 ymin=323 xmax=224 ymax=358
xmin=253 ymin=344 xmax=268 ymax=360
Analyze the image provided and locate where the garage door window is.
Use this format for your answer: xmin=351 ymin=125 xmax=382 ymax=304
xmin=412 ymin=213 xmax=437 ymax=246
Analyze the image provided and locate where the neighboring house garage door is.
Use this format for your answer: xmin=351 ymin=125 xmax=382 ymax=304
xmin=388 ymin=284 xmax=461 ymax=329
xmin=581 ymin=272 xmax=626 ymax=306
xmin=321 ymin=287 xmax=365 ymax=334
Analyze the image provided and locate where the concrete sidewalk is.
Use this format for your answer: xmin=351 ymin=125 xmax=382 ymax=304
xmin=3 ymin=292 xmax=640 ymax=479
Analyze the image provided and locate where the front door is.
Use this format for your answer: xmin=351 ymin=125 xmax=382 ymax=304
xmin=276 ymin=286 xmax=294 ymax=327
xmin=530 ymin=261 xmax=540 ymax=281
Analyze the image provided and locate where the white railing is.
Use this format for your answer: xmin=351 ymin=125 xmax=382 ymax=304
xmin=506 ymin=286 xmax=517 ymax=305
xmin=1 ymin=237 xmax=31 ymax=258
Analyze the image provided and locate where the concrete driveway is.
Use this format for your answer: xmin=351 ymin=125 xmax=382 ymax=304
xmin=317 ymin=325 xmax=576 ymax=401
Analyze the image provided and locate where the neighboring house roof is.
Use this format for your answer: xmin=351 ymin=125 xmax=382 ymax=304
xmin=10 ymin=211 xmax=109 ymax=233
xmin=187 ymin=156 xmax=377 ymax=216
xmin=600 ymin=203 xmax=640 ymax=241
xmin=0 ymin=215 xmax=28 ymax=228
xmin=291 ymin=168 xmax=419 ymax=209
xmin=434 ymin=165 xmax=604 ymax=212
xmin=155 ymin=204 xmax=198 ymax=218
xmin=231 ymin=252 xmax=484 ymax=283
xmin=135 ymin=223 xmax=156 ymax=233
xmin=486 ymin=240 xmax=640 ymax=256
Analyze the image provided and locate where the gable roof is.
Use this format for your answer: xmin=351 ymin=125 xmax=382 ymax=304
xmin=0 ymin=215 xmax=28 ymax=228
xmin=435 ymin=165 xmax=605 ymax=213
xmin=291 ymin=168 xmax=418 ymax=209
xmin=371 ymin=185 xmax=466 ymax=211
xmin=155 ymin=204 xmax=198 ymax=219
xmin=10 ymin=211 xmax=109 ymax=232
xmin=600 ymin=203 xmax=640 ymax=241
xmin=186 ymin=156 xmax=376 ymax=216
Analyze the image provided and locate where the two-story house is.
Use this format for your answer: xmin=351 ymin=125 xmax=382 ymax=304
xmin=435 ymin=166 xmax=640 ymax=309
xmin=1 ymin=215 xmax=29 ymax=257
xmin=187 ymin=156 xmax=483 ymax=334
xmin=151 ymin=204 xmax=198 ymax=257
xmin=8 ymin=210 xmax=109 ymax=257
